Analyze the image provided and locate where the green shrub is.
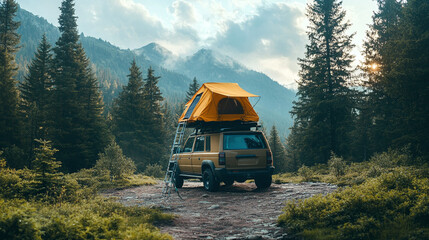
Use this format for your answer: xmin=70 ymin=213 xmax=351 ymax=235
xmin=0 ymin=165 xmax=37 ymax=199
xmin=95 ymin=141 xmax=136 ymax=181
xmin=370 ymin=148 xmax=411 ymax=168
xmin=328 ymin=153 xmax=347 ymax=177
xmin=144 ymin=164 xmax=164 ymax=178
xmin=0 ymin=197 xmax=173 ymax=240
xmin=298 ymin=165 xmax=314 ymax=182
xmin=278 ymin=170 xmax=429 ymax=239
xmin=69 ymin=169 xmax=156 ymax=191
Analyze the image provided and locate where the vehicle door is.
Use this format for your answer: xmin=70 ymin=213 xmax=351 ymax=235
xmin=191 ymin=136 xmax=205 ymax=173
xmin=178 ymin=136 xmax=195 ymax=173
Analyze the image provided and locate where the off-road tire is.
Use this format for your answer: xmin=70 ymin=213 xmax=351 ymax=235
xmin=255 ymin=175 xmax=272 ymax=189
xmin=173 ymin=174 xmax=184 ymax=188
xmin=203 ymin=169 xmax=219 ymax=192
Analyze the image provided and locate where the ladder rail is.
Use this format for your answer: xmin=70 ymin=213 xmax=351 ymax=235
xmin=162 ymin=121 xmax=187 ymax=198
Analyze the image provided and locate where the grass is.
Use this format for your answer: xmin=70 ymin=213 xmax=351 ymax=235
xmin=277 ymin=169 xmax=429 ymax=240
xmin=69 ymin=169 xmax=158 ymax=190
xmin=276 ymin=150 xmax=429 ymax=240
xmin=0 ymin=162 xmax=173 ymax=240
xmin=0 ymin=196 xmax=174 ymax=240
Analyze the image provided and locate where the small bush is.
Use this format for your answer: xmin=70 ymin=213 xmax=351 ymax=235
xmin=328 ymin=153 xmax=347 ymax=177
xmin=298 ymin=165 xmax=314 ymax=182
xmin=144 ymin=164 xmax=164 ymax=178
xmin=95 ymin=141 xmax=136 ymax=181
xmin=370 ymin=148 xmax=411 ymax=168
xmin=69 ymin=169 xmax=156 ymax=191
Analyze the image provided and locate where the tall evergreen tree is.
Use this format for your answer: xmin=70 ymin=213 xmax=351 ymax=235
xmin=142 ymin=66 xmax=166 ymax=167
xmin=51 ymin=0 xmax=108 ymax=172
xmin=360 ymin=0 xmax=403 ymax=157
xmin=269 ymin=125 xmax=286 ymax=173
xmin=19 ymin=35 xmax=53 ymax=163
xmin=185 ymin=77 xmax=200 ymax=102
xmin=0 ymin=0 xmax=20 ymax=148
xmin=382 ymin=0 xmax=429 ymax=161
xmin=111 ymin=60 xmax=148 ymax=170
xmin=288 ymin=0 xmax=355 ymax=165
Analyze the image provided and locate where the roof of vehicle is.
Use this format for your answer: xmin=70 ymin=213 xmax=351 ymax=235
xmin=179 ymin=83 xmax=259 ymax=123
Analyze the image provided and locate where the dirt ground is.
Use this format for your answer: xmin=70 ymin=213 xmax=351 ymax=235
xmin=103 ymin=181 xmax=337 ymax=240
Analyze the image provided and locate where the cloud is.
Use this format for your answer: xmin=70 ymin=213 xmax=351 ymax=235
xmin=169 ymin=0 xmax=197 ymax=25
xmin=211 ymin=3 xmax=307 ymax=87
xmin=75 ymin=0 xmax=166 ymax=49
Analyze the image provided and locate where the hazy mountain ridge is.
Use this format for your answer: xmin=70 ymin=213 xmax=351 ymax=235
xmin=15 ymin=7 xmax=295 ymax=136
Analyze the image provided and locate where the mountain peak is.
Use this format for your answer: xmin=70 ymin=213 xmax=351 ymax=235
xmin=133 ymin=42 xmax=172 ymax=63
xmin=189 ymin=48 xmax=243 ymax=71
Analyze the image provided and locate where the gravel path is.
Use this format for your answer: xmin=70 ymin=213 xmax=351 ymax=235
xmin=103 ymin=181 xmax=337 ymax=240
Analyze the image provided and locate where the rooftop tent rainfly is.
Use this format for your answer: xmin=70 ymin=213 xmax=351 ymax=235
xmin=179 ymin=82 xmax=259 ymax=124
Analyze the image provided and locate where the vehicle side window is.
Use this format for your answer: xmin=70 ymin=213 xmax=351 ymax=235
xmin=194 ymin=136 xmax=205 ymax=152
xmin=183 ymin=137 xmax=195 ymax=152
xmin=205 ymin=136 xmax=211 ymax=152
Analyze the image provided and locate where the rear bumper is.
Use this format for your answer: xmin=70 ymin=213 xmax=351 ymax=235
xmin=214 ymin=166 xmax=274 ymax=181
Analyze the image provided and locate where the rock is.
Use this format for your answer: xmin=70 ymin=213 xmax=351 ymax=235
xmin=208 ymin=204 xmax=220 ymax=210
xmin=246 ymin=235 xmax=263 ymax=240
xmin=225 ymin=237 xmax=239 ymax=240
xmin=198 ymin=201 xmax=211 ymax=204
xmin=202 ymin=194 xmax=209 ymax=198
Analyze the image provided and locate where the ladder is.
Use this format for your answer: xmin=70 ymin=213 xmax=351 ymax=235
xmin=162 ymin=121 xmax=187 ymax=198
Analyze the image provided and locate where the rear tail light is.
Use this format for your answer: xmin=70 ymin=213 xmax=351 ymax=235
xmin=266 ymin=151 xmax=273 ymax=165
xmin=219 ymin=152 xmax=226 ymax=165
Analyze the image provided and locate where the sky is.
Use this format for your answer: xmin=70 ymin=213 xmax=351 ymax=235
xmin=17 ymin=0 xmax=378 ymax=89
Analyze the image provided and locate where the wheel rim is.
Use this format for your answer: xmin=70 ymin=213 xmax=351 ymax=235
xmin=203 ymin=172 xmax=210 ymax=190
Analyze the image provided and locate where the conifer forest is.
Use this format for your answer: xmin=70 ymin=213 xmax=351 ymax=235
xmin=0 ymin=0 xmax=428 ymax=239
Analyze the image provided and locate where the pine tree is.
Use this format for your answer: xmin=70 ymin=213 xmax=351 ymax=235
xmin=19 ymin=35 xmax=53 ymax=162
xmin=111 ymin=60 xmax=147 ymax=170
xmin=142 ymin=66 xmax=166 ymax=167
xmin=269 ymin=125 xmax=286 ymax=173
xmin=32 ymin=139 xmax=62 ymax=196
xmin=51 ymin=0 xmax=109 ymax=172
xmin=185 ymin=77 xmax=200 ymax=102
xmin=360 ymin=0 xmax=403 ymax=157
xmin=382 ymin=0 xmax=429 ymax=161
xmin=289 ymin=0 xmax=355 ymax=165
xmin=0 ymin=0 xmax=20 ymax=148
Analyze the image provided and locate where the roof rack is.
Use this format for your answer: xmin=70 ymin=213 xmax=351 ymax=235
xmin=186 ymin=121 xmax=260 ymax=134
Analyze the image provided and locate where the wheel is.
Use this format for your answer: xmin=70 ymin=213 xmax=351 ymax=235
xmin=202 ymin=169 xmax=219 ymax=192
xmin=173 ymin=174 xmax=184 ymax=188
xmin=223 ymin=178 xmax=234 ymax=187
xmin=255 ymin=175 xmax=272 ymax=189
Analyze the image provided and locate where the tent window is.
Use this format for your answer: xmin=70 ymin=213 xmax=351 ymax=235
xmin=218 ymin=98 xmax=244 ymax=114
xmin=184 ymin=93 xmax=202 ymax=119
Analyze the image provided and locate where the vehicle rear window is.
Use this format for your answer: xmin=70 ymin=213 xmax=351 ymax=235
xmin=223 ymin=133 xmax=267 ymax=150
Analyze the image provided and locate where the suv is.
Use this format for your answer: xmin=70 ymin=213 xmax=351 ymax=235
xmin=173 ymin=130 xmax=274 ymax=192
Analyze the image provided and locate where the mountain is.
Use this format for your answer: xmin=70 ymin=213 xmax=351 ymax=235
xmin=133 ymin=42 xmax=173 ymax=64
xmin=14 ymin=7 xmax=295 ymax=137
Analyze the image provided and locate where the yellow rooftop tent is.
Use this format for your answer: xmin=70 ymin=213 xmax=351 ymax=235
xmin=179 ymin=82 xmax=259 ymax=123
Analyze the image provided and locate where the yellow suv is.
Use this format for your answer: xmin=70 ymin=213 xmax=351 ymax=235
xmin=173 ymin=130 xmax=274 ymax=191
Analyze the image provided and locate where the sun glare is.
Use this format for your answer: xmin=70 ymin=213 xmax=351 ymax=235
xmin=370 ymin=63 xmax=378 ymax=71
